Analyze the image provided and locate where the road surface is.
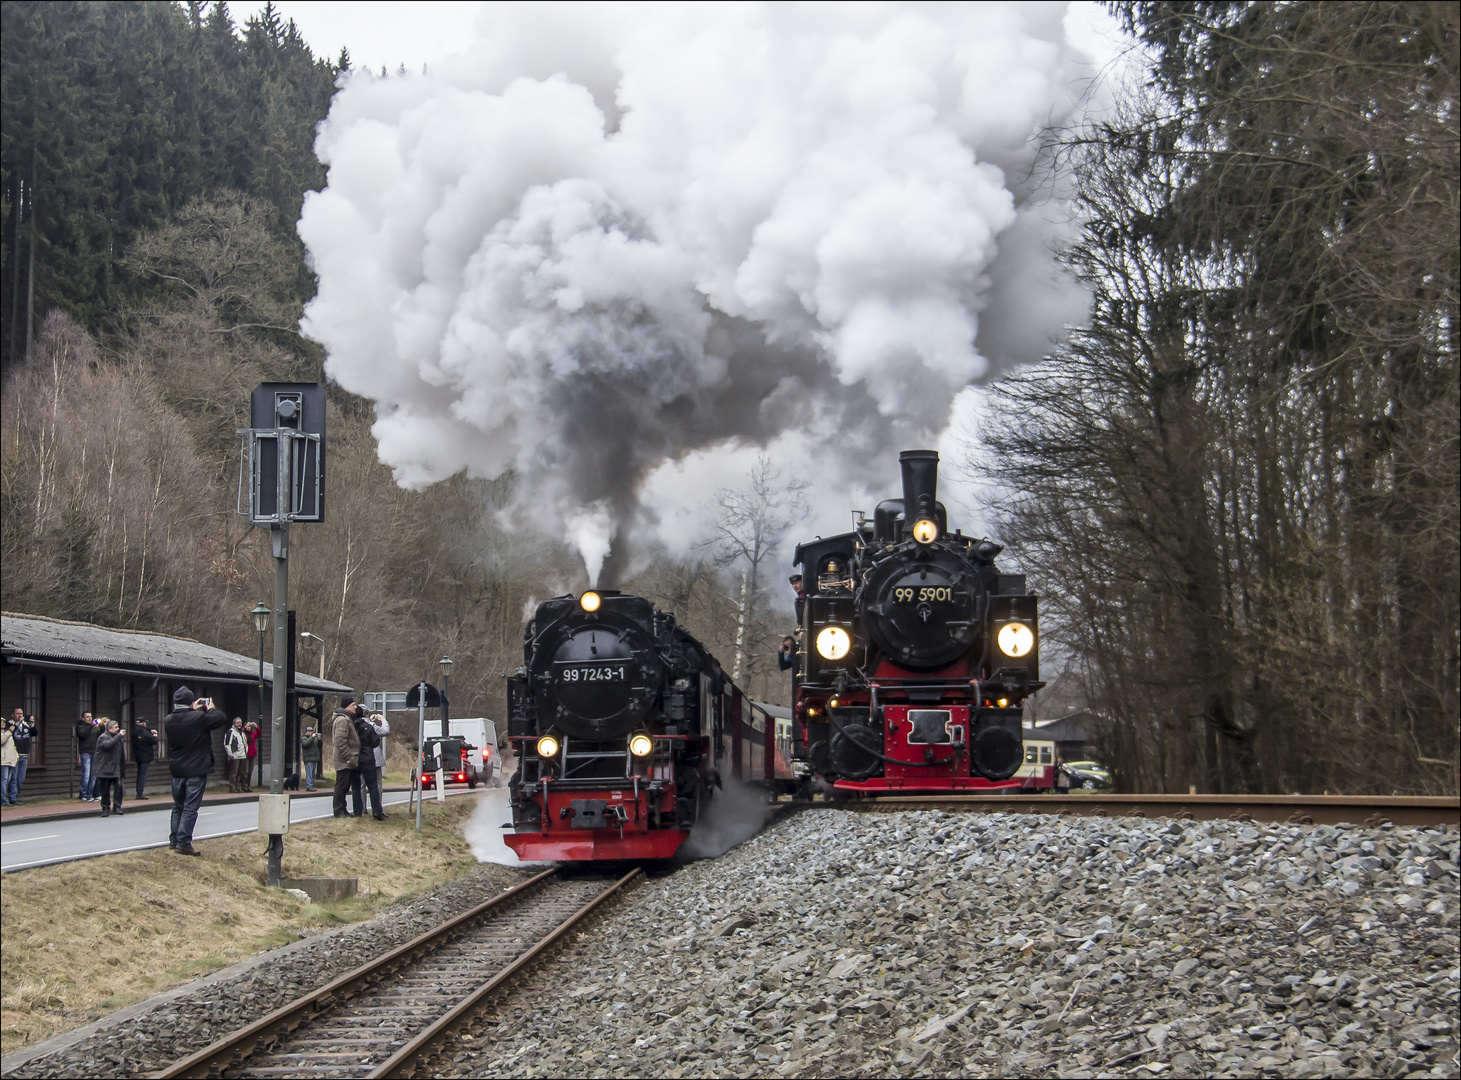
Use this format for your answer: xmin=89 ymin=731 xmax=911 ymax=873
xmin=1 ymin=789 xmax=477 ymax=872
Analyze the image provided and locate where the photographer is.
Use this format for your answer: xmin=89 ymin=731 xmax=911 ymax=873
xmin=351 ymin=710 xmax=387 ymax=820
xmin=0 ymin=717 xmax=16 ymax=807
xmin=94 ymin=719 xmax=126 ymax=816
xmin=75 ymin=712 xmax=100 ymax=801
xmin=300 ymin=726 xmax=323 ymax=791
xmin=131 ymin=717 xmax=158 ymax=800
xmin=330 ymin=696 xmax=361 ymax=819
xmin=244 ymin=720 xmax=261 ymax=792
xmin=225 ymin=718 xmax=249 ymax=793
xmin=9 ymin=708 xmax=34 ymax=804
xmin=163 ymin=687 xmax=228 ymax=856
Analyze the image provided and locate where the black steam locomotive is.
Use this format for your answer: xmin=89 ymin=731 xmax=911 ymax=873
xmin=793 ymin=449 xmax=1043 ymax=792
xmin=504 ymin=591 xmax=751 ymax=860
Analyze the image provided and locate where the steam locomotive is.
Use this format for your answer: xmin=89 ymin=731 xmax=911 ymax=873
xmin=504 ymin=592 xmax=768 ymax=861
xmin=793 ymin=450 xmax=1043 ymax=792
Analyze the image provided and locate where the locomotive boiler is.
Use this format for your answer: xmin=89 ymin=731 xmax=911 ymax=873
xmin=504 ymin=591 xmax=742 ymax=860
xmin=793 ymin=449 xmax=1043 ymax=792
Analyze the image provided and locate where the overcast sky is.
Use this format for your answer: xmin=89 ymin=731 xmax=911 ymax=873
xmin=234 ymin=2 xmax=1127 ymax=83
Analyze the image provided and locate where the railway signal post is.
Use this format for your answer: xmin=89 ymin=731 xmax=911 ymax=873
xmin=241 ymin=383 xmax=326 ymax=886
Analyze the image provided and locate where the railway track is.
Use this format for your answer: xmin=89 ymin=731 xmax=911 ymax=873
xmin=153 ymin=867 xmax=641 ymax=1080
xmin=818 ymin=791 xmax=1460 ymax=828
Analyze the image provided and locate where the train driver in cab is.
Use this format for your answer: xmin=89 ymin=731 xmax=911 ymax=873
xmin=789 ymin=573 xmax=804 ymax=621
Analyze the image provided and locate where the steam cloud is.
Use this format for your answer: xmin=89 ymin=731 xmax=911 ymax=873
xmin=299 ymin=3 xmax=1092 ymax=581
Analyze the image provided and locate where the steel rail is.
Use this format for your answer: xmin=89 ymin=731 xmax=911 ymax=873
xmin=151 ymin=867 xmax=561 ymax=1080
xmin=822 ymin=793 xmax=1460 ymax=828
xmin=369 ymin=867 xmax=644 ymax=1079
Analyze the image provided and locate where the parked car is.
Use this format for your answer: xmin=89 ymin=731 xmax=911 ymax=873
xmin=1061 ymin=760 xmax=1113 ymax=790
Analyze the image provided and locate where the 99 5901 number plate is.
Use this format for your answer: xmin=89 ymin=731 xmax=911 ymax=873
xmin=893 ymin=585 xmax=954 ymax=603
xmin=557 ymin=664 xmax=628 ymax=683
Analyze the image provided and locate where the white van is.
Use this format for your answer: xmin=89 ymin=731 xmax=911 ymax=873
xmin=419 ymin=717 xmax=504 ymax=787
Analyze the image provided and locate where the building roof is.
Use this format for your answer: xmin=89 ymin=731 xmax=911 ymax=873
xmin=1 ymin=612 xmax=351 ymax=695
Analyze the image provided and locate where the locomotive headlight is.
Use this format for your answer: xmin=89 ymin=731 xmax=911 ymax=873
xmin=911 ymin=518 xmax=939 ymax=544
xmin=629 ymin=733 xmax=654 ymax=758
xmin=579 ymin=590 xmax=602 ymax=613
xmin=815 ymin=626 xmax=851 ymax=661
xmin=997 ymin=622 xmax=1035 ymax=658
xmin=536 ymin=735 xmax=560 ymax=759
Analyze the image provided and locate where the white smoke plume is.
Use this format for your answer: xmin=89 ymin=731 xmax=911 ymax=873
xmin=299 ymin=2 xmax=1094 ymax=582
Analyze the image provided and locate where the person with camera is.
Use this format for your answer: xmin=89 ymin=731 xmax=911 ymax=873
xmin=244 ymin=720 xmax=261 ymax=792
xmin=75 ymin=711 xmax=100 ymax=801
xmin=225 ymin=717 xmax=249 ymax=793
xmin=300 ymin=726 xmax=323 ymax=791
xmin=164 ymin=687 xmax=228 ymax=855
xmin=0 ymin=716 xmax=17 ymax=807
xmin=351 ymin=710 xmax=387 ymax=820
xmin=331 ymin=696 xmax=362 ymax=819
xmin=131 ymin=716 xmax=158 ymax=799
xmin=93 ymin=718 xmax=127 ymax=816
xmin=9 ymin=708 xmax=34 ymax=804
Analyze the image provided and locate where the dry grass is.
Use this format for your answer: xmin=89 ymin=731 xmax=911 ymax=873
xmin=0 ymin=796 xmax=492 ymax=1056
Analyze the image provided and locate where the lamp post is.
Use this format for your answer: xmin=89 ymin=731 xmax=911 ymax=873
xmin=251 ymin=603 xmax=271 ymax=732
xmin=299 ymin=631 xmax=327 ymax=681
xmin=438 ymin=655 xmax=452 ymax=737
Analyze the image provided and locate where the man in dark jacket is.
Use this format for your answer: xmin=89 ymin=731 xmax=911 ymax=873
xmin=300 ymin=726 xmax=323 ymax=791
xmin=331 ymin=697 xmax=362 ymax=818
xmin=94 ymin=719 xmax=126 ymax=816
xmin=351 ymin=711 xmax=385 ymax=820
xmin=131 ymin=717 xmax=158 ymax=800
xmin=164 ymin=687 xmax=228 ymax=855
xmin=75 ymin=712 xmax=100 ymax=801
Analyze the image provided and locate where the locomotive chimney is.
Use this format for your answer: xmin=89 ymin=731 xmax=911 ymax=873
xmin=899 ymin=449 xmax=939 ymax=520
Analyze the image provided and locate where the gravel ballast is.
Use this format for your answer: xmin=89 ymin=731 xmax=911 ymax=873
xmin=450 ymin=810 xmax=1459 ymax=1078
xmin=8 ymin=809 xmax=1457 ymax=1079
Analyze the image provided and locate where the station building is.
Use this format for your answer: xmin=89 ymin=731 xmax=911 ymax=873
xmin=1 ymin=612 xmax=351 ymax=800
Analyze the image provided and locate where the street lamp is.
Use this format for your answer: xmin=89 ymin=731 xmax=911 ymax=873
xmin=299 ymin=631 xmax=327 ymax=680
xmin=438 ymin=656 xmax=452 ymax=737
xmin=251 ymin=603 xmax=271 ymax=731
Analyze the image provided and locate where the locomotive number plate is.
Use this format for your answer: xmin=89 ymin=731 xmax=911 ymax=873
xmin=893 ymin=586 xmax=955 ymax=603
xmin=557 ymin=664 xmax=628 ymax=683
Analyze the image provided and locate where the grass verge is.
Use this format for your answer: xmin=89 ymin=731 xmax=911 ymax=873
xmin=0 ymin=796 xmax=499 ymax=1056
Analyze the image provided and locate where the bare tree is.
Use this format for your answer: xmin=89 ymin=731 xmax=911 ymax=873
xmin=701 ymin=457 xmax=806 ymax=687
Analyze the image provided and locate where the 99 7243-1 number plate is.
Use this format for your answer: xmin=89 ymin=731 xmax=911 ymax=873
xmin=558 ymin=664 xmax=628 ymax=683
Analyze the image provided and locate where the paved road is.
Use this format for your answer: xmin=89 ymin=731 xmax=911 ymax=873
xmin=1 ymin=789 xmax=478 ymax=873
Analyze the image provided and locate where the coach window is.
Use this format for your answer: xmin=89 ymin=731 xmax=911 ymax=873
xmin=1041 ymin=747 xmax=1053 ymax=765
xmin=24 ymin=672 xmax=46 ymax=766
xmin=1025 ymin=746 xmax=1038 ymax=764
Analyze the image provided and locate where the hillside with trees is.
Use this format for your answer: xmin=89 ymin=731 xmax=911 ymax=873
xmin=1 ymin=1 xmax=799 ymax=719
